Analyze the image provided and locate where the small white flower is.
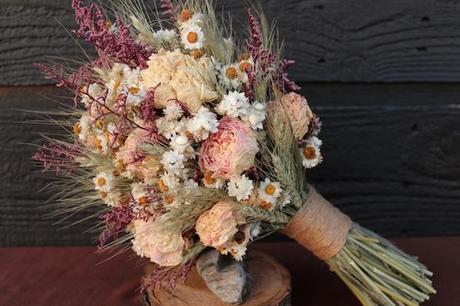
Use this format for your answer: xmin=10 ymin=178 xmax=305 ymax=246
xmin=301 ymin=143 xmax=323 ymax=169
xmin=164 ymin=103 xmax=184 ymax=121
xmin=77 ymin=113 xmax=92 ymax=141
xmin=187 ymin=106 xmax=219 ymax=140
xmin=258 ymin=178 xmax=282 ymax=205
xmin=242 ymin=102 xmax=266 ymax=130
xmin=250 ymin=223 xmax=261 ymax=240
xmin=161 ymin=151 xmax=185 ymax=176
xmin=156 ymin=117 xmax=186 ymax=140
xmin=131 ymin=183 xmax=149 ymax=203
xmin=179 ymin=12 xmax=204 ymax=28
xmin=180 ymin=23 xmax=205 ymax=50
xmin=218 ymin=64 xmax=247 ymax=89
xmin=93 ymin=171 xmax=115 ymax=193
xmin=170 ymin=134 xmax=195 ymax=159
xmin=153 ymin=29 xmax=177 ymax=43
xmin=305 ymin=136 xmax=322 ymax=148
xmin=100 ymin=189 xmax=122 ymax=207
xmin=279 ymin=191 xmax=292 ymax=207
xmin=159 ymin=172 xmax=181 ymax=191
xmin=215 ymin=91 xmax=250 ymax=118
xmin=94 ymin=132 xmax=110 ymax=155
xmin=227 ymin=175 xmax=254 ymax=201
xmin=81 ymin=83 xmax=104 ymax=106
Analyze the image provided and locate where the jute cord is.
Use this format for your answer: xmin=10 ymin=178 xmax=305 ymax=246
xmin=282 ymin=186 xmax=352 ymax=260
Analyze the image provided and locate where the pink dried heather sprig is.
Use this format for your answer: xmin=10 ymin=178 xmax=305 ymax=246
xmin=34 ymin=63 xmax=94 ymax=106
xmin=141 ymin=261 xmax=193 ymax=292
xmin=160 ymin=0 xmax=180 ymax=21
xmin=245 ymin=9 xmax=300 ymax=96
xmin=246 ymin=9 xmax=263 ymax=60
xmin=72 ymin=0 xmax=151 ymax=68
xmin=32 ymin=142 xmax=80 ymax=174
xmin=98 ymin=204 xmax=134 ymax=248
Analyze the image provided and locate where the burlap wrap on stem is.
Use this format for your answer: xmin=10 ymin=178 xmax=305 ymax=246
xmin=282 ymin=186 xmax=352 ymax=260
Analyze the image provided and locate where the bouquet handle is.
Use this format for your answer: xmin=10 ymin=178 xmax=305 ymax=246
xmin=283 ymin=186 xmax=435 ymax=306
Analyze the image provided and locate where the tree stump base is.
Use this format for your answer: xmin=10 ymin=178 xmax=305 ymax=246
xmin=142 ymin=251 xmax=292 ymax=306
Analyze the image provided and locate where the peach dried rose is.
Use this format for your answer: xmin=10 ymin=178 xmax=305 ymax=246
xmin=268 ymin=92 xmax=314 ymax=140
xmin=195 ymin=201 xmax=245 ymax=247
xmin=199 ymin=117 xmax=258 ymax=179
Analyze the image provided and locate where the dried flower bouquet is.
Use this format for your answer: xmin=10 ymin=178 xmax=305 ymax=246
xmin=33 ymin=1 xmax=435 ymax=305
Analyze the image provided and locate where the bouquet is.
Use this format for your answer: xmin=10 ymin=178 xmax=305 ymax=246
xmin=33 ymin=0 xmax=436 ymax=305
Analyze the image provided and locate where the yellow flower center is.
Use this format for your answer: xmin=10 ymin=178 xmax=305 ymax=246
xmin=96 ymin=177 xmax=107 ymax=187
xmin=158 ymin=180 xmax=169 ymax=193
xmin=265 ymin=184 xmax=276 ymax=195
xmin=180 ymin=9 xmax=193 ymax=22
xmin=128 ymin=86 xmax=140 ymax=95
xmin=73 ymin=122 xmax=81 ymax=135
xmin=138 ymin=196 xmax=148 ymax=205
xmin=204 ymin=172 xmax=216 ymax=184
xmin=187 ymin=31 xmax=199 ymax=44
xmin=99 ymin=191 xmax=108 ymax=199
xmin=260 ymin=201 xmax=272 ymax=210
xmin=239 ymin=62 xmax=251 ymax=72
xmin=191 ymin=49 xmax=203 ymax=59
xmin=303 ymin=146 xmax=317 ymax=160
xmin=226 ymin=67 xmax=238 ymax=79
xmin=164 ymin=194 xmax=174 ymax=204
xmin=95 ymin=120 xmax=104 ymax=129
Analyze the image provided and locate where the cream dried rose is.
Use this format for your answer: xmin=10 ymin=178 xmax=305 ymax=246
xmin=131 ymin=219 xmax=186 ymax=266
xmin=141 ymin=49 xmax=219 ymax=113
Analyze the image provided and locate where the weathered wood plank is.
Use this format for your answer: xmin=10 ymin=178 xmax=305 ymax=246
xmin=3 ymin=0 xmax=460 ymax=85
xmin=1 ymin=84 xmax=460 ymax=246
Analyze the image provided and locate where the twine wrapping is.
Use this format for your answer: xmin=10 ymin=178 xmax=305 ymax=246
xmin=282 ymin=186 xmax=352 ymax=260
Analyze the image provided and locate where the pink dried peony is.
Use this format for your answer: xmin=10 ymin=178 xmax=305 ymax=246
xmin=131 ymin=218 xmax=185 ymax=266
xmin=268 ymin=92 xmax=313 ymax=140
xmin=199 ymin=117 xmax=258 ymax=179
xmin=195 ymin=201 xmax=245 ymax=247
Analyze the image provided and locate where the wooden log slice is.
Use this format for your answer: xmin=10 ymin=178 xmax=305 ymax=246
xmin=143 ymin=251 xmax=291 ymax=306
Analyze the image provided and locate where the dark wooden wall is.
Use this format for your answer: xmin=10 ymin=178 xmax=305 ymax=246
xmin=1 ymin=0 xmax=460 ymax=246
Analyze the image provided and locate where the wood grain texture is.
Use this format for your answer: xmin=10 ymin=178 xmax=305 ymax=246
xmin=3 ymin=0 xmax=460 ymax=85
xmin=145 ymin=252 xmax=291 ymax=306
xmin=1 ymin=84 xmax=459 ymax=246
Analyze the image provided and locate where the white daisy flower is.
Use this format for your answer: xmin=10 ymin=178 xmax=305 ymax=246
xmin=93 ymin=171 xmax=115 ymax=193
xmin=186 ymin=106 xmax=219 ymax=140
xmin=301 ymin=143 xmax=323 ymax=169
xmin=242 ymin=101 xmax=266 ymax=130
xmin=258 ymin=178 xmax=282 ymax=205
xmin=161 ymin=151 xmax=185 ymax=176
xmin=218 ymin=64 xmax=247 ymax=89
xmin=215 ymin=91 xmax=250 ymax=118
xmin=94 ymin=132 xmax=110 ymax=155
xmin=227 ymin=174 xmax=254 ymax=201
xmin=180 ymin=23 xmax=205 ymax=50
